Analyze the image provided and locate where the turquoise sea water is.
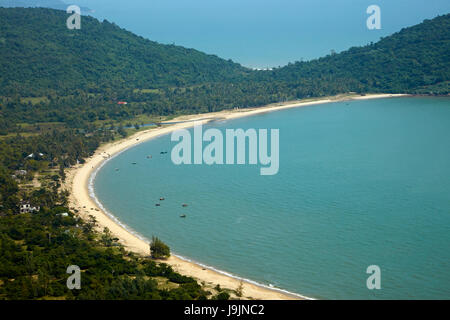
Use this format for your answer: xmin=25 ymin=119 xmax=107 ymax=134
xmin=94 ymin=97 xmax=450 ymax=299
xmin=72 ymin=0 xmax=450 ymax=68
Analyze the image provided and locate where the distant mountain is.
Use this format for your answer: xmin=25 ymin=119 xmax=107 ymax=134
xmin=0 ymin=7 xmax=249 ymax=96
xmin=0 ymin=0 xmax=92 ymax=14
xmin=260 ymin=14 xmax=450 ymax=95
xmin=0 ymin=7 xmax=448 ymax=99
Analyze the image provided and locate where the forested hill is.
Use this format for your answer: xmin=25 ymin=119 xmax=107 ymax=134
xmin=257 ymin=13 xmax=450 ymax=95
xmin=0 ymin=7 xmax=448 ymax=107
xmin=0 ymin=7 xmax=249 ymax=96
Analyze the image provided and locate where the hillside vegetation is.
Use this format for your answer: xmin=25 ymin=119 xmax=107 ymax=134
xmin=265 ymin=14 xmax=450 ymax=96
xmin=0 ymin=7 xmax=248 ymax=96
xmin=0 ymin=8 xmax=448 ymax=132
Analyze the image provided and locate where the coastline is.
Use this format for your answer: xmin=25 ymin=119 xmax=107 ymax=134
xmin=65 ymin=93 xmax=407 ymax=300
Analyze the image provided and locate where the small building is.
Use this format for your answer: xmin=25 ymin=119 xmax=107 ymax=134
xmin=56 ymin=212 xmax=69 ymax=217
xmin=15 ymin=169 xmax=27 ymax=176
xmin=19 ymin=202 xmax=40 ymax=214
xmin=25 ymin=153 xmax=44 ymax=159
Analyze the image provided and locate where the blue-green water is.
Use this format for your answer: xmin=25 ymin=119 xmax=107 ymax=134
xmin=94 ymin=97 xmax=450 ymax=299
xmin=72 ymin=0 xmax=450 ymax=68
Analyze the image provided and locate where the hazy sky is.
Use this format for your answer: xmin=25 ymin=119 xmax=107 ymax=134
xmin=69 ymin=0 xmax=450 ymax=68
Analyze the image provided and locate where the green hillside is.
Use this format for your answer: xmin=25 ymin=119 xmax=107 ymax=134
xmin=1 ymin=7 xmax=448 ymax=100
xmin=0 ymin=7 xmax=249 ymax=96
xmin=264 ymin=14 xmax=450 ymax=96
xmin=0 ymin=7 xmax=448 ymax=130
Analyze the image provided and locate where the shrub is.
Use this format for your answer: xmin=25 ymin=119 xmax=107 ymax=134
xmin=214 ymin=291 xmax=230 ymax=300
xmin=150 ymin=236 xmax=170 ymax=259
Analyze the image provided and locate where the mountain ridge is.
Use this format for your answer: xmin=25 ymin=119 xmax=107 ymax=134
xmin=0 ymin=0 xmax=92 ymax=13
xmin=0 ymin=7 xmax=448 ymax=129
xmin=0 ymin=7 xmax=249 ymax=96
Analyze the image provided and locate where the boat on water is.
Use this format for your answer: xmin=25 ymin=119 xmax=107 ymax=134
xmin=180 ymin=214 xmax=186 ymax=218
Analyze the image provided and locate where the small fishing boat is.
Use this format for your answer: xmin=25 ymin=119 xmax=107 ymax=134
xmin=132 ymin=162 xmax=137 ymax=165
xmin=182 ymin=204 xmax=188 ymax=207
xmin=155 ymin=203 xmax=161 ymax=207
xmin=180 ymin=214 xmax=186 ymax=218
xmin=160 ymin=197 xmax=165 ymax=201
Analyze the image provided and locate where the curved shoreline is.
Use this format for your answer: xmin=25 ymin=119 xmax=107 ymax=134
xmin=65 ymin=93 xmax=407 ymax=300
xmin=87 ymin=150 xmax=312 ymax=300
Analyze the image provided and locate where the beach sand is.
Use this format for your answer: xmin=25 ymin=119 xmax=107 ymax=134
xmin=64 ymin=93 xmax=406 ymax=300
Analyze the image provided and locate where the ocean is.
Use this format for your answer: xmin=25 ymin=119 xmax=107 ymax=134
xmin=93 ymin=97 xmax=450 ymax=299
xmin=70 ymin=0 xmax=450 ymax=69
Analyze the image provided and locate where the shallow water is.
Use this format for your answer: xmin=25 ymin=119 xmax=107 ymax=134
xmin=94 ymin=97 xmax=450 ymax=299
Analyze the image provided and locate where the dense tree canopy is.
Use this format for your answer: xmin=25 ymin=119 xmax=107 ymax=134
xmin=262 ymin=14 xmax=450 ymax=95
xmin=0 ymin=8 xmax=448 ymax=128
xmin=0 ymin=8 xmax=450 ymax=101
xmin=0 ymin=7 xmax=248 ymax=97
xmin=0 ymin=208 xmax=211 ymax=299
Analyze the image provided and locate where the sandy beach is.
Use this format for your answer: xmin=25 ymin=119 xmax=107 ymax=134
xmin=64 ymin=93 xmax=406 ymax=300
